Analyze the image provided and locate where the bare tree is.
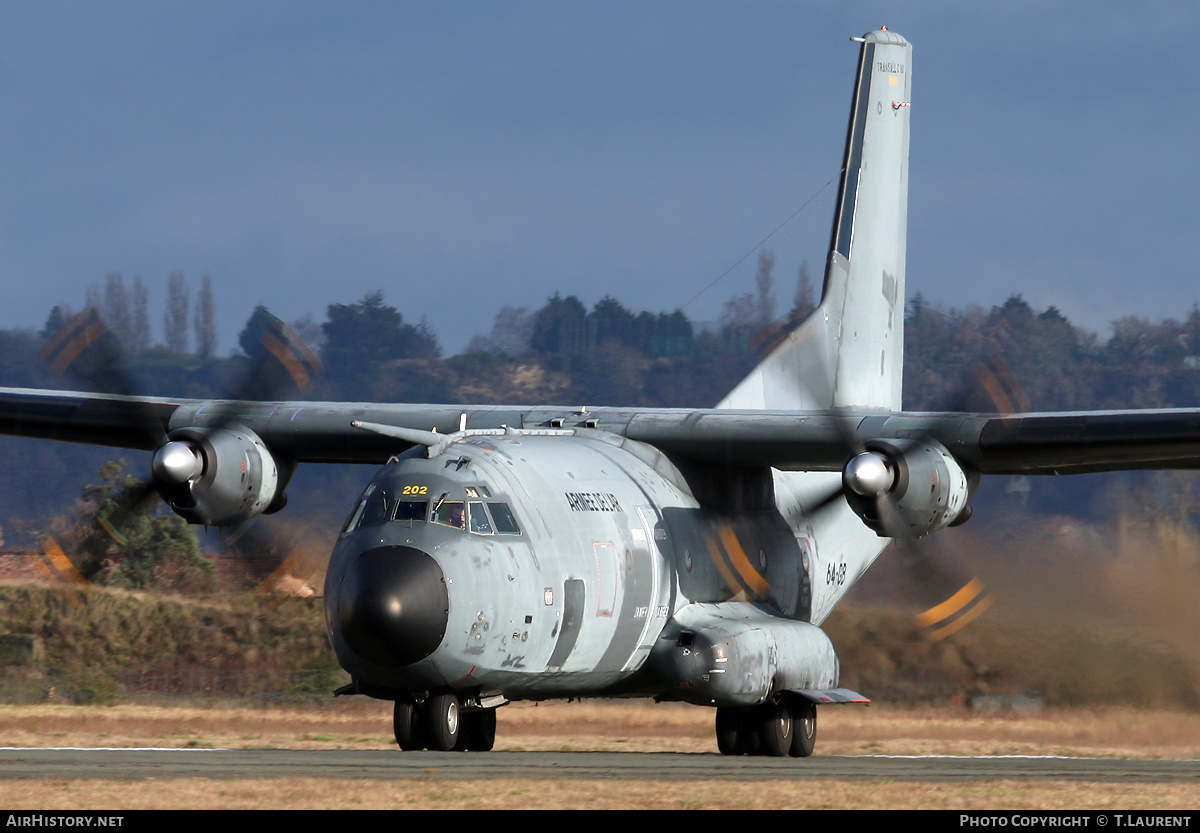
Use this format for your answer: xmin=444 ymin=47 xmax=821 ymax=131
xmin=130 ymin=276 xmax=150 ymax=355
xmin=755 ymin=250 xmax=776 ymax=326
xmin=164 ymin=272 xmax=190 ymax=354
xmin=84 ymin=284 xmax=102 ymax=316
xmin=290 ymin=313 xmax=323 ymax=354
xmin=100 ymin=273 xmax=135 ymax=348
xmin=791 ymin=260 xmax=816 ymax=322
xmin=194 ymin=274 xmax=217 ymax=359
xmin=720 ymin=291 xmax=758 ymax=334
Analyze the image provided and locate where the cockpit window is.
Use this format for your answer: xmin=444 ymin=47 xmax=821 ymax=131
xmin=488 ymin=502 xmax=521 ymax=535
xmin=468 ymin=502 xmax=493 ymax=534
xmin=432 ymin=500 xmax=466 ymax=530
xmin=392 ymin=500 xmax=427 ymax=523
xmin=342 ymin=500 xmax=367 ymax=534
xmin=355 ymin=490 xmax=390 ymax=529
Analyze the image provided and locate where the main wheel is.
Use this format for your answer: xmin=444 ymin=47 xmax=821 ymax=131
xmin=393 ymin=699 xmax=424 ymax=750
xmin=424 ymin=692 xmax=461 ymax=751
xmin=789 ymin=699 xmax=817 ymax=758
xmin=461 ymin=708 xmax=497 ymax=752
xmin=754 ymin=701 xmax=792 ymax=757
xmin=715 ymin=707 xmax=750 ymax=756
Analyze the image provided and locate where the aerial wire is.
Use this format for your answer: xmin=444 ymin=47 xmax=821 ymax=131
xmin=679 ymin=168 xmax=841 ymax=314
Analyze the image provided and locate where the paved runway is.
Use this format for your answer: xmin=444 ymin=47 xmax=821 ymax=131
xmin=2 ymin=749 xmax=1198 ymax=781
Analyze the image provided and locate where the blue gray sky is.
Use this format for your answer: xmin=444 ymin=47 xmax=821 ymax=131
xmin=0 ymin=2 xmax=1196 ymax=355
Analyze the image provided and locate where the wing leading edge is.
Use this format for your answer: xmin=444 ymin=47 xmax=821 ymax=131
xmin=3 ymin=385 xmax=1200 ymax=476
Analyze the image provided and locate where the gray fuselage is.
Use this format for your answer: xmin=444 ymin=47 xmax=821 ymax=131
xmin=324 ymin=428 xmax=818 ymax=702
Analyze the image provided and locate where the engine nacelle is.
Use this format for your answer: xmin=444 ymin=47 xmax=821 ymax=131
xmin=843 ymin=438 xmax=974 ymax=538
xmin=152 ymin=427 xmax=286 ymax=527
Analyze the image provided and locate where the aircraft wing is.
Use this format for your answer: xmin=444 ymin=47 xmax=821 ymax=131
xmin=0 ymin=387 xmax=523 ymax=463
xmin=0 ymin=387 xmax=176 ymax=451
xmin=619 ymin=408 xmax=1200 ymax=475
xmin=4 ymin=385 xmax=1200 ymax=476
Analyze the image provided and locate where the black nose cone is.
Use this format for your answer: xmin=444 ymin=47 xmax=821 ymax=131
xmin=337 ymin=546 xmax=448 ymax=666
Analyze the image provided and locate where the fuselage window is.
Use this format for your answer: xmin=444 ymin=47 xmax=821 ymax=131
xmin=488 ymin=502 xmax=521 ymax=535
xmin=468 ymin=501 xmax=493 ymax=534
xmin=432 ymin=500 xmax=466 ymax=530
xmin=392 ymin=500 xmax=427 ymax=523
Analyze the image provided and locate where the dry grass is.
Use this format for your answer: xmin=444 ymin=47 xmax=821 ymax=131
xmin=3 ymin=701 xmax=1200 ymax=808
xmin=3 ymin=699 xmax=1200 ymax=757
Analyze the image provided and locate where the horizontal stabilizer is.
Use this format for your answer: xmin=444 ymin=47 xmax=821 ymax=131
xmin=792 ymin=688 xmax=871 ymax=705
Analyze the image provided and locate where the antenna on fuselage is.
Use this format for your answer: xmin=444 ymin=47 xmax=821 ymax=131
xmin=351 ymin=421 xmax=452 ymax=458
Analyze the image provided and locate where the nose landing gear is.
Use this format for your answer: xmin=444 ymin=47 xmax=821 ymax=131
xmin=393 ymin=693 xmax=498 ymax=752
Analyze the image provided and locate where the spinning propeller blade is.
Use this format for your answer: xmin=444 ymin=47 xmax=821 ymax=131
xmin=36 ymin=306 xmax=324 ymax=589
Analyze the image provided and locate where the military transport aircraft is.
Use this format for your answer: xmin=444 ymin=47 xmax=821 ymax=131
xmin=2 ymin=27 xmax=1198 ymax=757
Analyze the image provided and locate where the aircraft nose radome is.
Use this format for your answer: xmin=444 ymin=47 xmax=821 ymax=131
xmin=337 ymin=546 xmax=448 ymax=667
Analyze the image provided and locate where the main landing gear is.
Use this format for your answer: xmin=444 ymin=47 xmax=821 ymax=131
xmin=394 ymin=693 xmax=497 ymax=752
xmin=715 ymin=697 xmax=817 ymax=757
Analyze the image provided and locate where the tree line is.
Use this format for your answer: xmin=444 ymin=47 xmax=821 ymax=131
xmin=10 ymin=254 xmax=1200 ymax=416
xmin=44 ymin=272 xmax=219 ymax=360
xmin=4 ymin=252 xmax=1200 ymax=579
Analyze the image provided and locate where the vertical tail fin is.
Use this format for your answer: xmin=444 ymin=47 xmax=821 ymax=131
xmin=719 ymin=28 xmax=911 ymax=412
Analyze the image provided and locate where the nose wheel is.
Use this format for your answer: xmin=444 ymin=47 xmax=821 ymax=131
xmin=716 ymin=697 xmax=817 ymax=758
xmin=393 ymin=700 xmax=425 ymax=750
xmin=460 ymin=707 xmax=497 ymax=751
xmin=424 ymin=692 xmax=460 ymax=751
xmin=392 ymin=693 xmax=497 ymax=752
